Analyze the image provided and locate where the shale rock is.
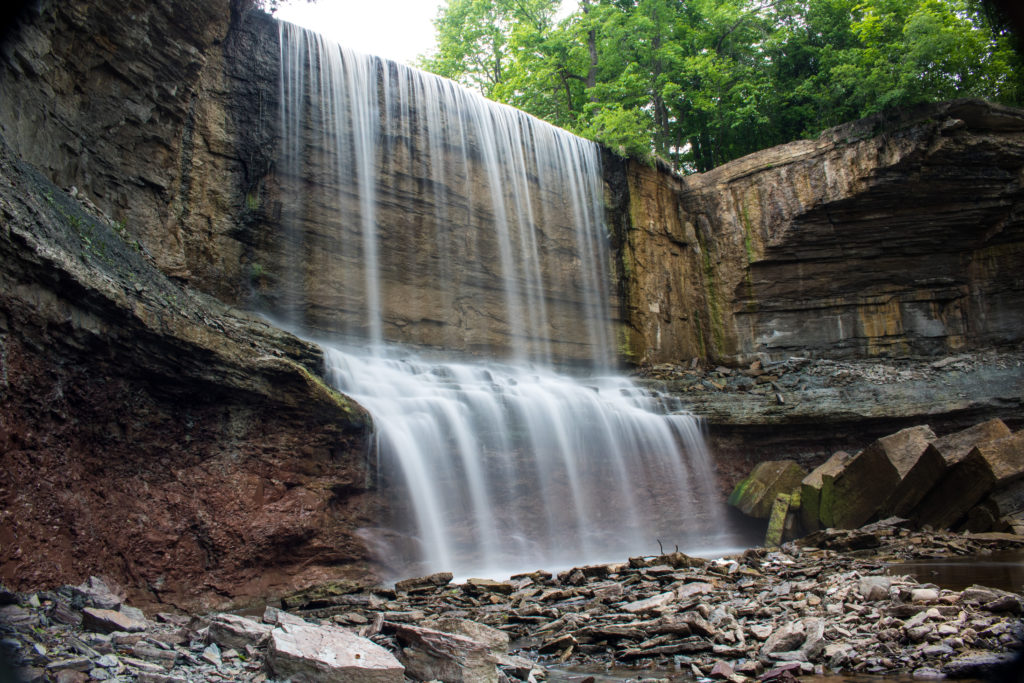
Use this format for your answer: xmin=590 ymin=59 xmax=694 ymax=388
xmin=3 ymin=532 xmax=1024 ymax=682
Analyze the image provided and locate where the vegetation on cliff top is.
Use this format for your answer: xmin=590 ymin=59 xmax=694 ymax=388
xmin=420 ymin=0 xmax=1024 ymax=172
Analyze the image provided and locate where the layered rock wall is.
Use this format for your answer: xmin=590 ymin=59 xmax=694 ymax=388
xmin=0 ymin=134 xmax=379 ymax=610
xmin=615 ymin=100 xmax=1024 ymax=365
xmin=3 ymin=4 xmax=1022 ymax=367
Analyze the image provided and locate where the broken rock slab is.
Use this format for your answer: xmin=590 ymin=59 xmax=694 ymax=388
xmin=207 ymin=613 xmax=272 ymax=651
xmin=394 ymin=572 xmax=453 ymax=593
xmin=915 ymin=430 xmax=1024 ymax=530
xmin=387 ymin=620 xmax=500 ymax=683
xmin=885 ymin=419 xmax=1010 ymax=517
xmin=419 ymin=617 xmax=509 ymax=656
xmin=801 ymin=451 xmax=852 ymax=531
xmin=728 ymin=460 xmax=807 ymax=518
xmin=826 ymin=425 xmax=935 ymax=528
xmin=81 ymin=607 xmax=148 ymax=634
xmin=266 ymin=620 xmax=404 ymax=683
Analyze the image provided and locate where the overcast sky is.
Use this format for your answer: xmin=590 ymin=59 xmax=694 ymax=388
xmin=275 ymin=0 xmax=576 ymax=66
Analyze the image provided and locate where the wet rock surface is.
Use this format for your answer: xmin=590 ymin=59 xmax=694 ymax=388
xmin=3 ymin=526 xmax=1021 ymax=682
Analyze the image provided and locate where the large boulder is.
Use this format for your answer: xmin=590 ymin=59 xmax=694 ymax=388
xmin=884 ymin=419 xmax=1011 ymax=517
xmin=915 ymin=431 xmax=1024 ymax=530
xmin=728 ymin=460 xmax=807 ymax=518
xmin=266 ymin=621 xmax=404 ymax=682
xmin=825 ymin=426 xmax=935 ymax=529
xmin=387 ymin=621 xmax=501 ymax=683
xmin=207 ymin=613 xmax=273 ymax=651
xmin=800 ymin=451 xmax=853 ymax=531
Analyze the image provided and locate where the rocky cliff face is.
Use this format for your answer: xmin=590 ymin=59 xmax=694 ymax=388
xmin=4 ymin=4 xmax=1022 ymax=368
xmin=1 ymin=2 xmax=618 ymax=363
xmin=0 ymin=133 xmax=380 ymax=611
xmin=2 ymin=0 xmax=1024 ymax=608
xmin=614 ymin=100 xmax=1024 ymax=365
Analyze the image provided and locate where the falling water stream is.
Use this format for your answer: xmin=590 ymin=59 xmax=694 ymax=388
xmin=274 ymin=23 xmax=741 ymax=578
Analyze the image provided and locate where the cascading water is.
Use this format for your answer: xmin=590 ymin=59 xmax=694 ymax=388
xmin=274 ymin=22 xmax=740 ymax=578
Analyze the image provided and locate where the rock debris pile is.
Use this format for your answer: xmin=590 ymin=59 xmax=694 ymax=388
xmin=2 ymin=525 xmax=1022 ymax=682
xmin=729 ymin=416 xmax=1024 ymax=547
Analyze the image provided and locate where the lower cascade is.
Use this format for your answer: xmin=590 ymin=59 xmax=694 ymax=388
xmin=274 ymin=23 xmax=741 ymax=578
xmin=324 ymin=346 xmax=738 ymax=578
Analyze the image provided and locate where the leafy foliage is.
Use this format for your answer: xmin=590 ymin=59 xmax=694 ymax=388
xmin=420 ymin=0 xmax=1024 ymax=172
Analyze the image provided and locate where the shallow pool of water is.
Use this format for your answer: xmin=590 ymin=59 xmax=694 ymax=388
xmin=885 ymin=550 xmax=1024 ymax=592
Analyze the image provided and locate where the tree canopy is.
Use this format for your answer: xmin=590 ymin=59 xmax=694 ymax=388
xmin=419 ymin=0 xmax=1024 ymax=172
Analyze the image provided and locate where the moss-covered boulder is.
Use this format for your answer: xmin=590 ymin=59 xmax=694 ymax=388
xmin=728 ymin=460 xmax=807 ymax=519
xmin=801 ymin=451 xmax=854 ymax=532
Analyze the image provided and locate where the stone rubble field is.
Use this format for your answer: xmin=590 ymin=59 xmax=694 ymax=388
xmin=2 ymin=522 xmax=1022 ymax=683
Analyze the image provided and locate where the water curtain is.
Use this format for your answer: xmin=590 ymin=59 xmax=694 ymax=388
xmin=277 ymin=23 xmax=735 ymax=577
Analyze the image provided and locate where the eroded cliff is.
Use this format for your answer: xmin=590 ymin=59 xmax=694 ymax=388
xmin=614 ymin=100 xmax=1024 ymax=366
xmin=0 ymin=134 xmax=380 ymax=611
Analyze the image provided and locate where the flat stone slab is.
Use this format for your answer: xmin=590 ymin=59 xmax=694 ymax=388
xmin=81 ymin=607 xmax=148 ymax=634
xmin=267 ymin=621 xmax=404 ymax=683
xmin=395 ymin=572 xmax=453 ymax=593
xmin=207 ymin=613 xmax=272 ymax=650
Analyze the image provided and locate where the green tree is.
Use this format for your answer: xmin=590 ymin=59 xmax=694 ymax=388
xmin=419 ymin=0 xmax=560 ymax=98
xmin=421 ymin=0 xmax=1024 ymax=173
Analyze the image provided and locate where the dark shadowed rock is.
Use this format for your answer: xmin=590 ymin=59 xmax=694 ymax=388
xmin=916 ymin=431 xmax=1024 ymax=530
xmin=826 ymin=425 xmax=935 ymax=528
xmin=728 ymin=460 xmax=807 ymax=518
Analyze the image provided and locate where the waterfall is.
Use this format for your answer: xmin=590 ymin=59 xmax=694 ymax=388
xmin=275 ymin=23 xmax=739 ymax=578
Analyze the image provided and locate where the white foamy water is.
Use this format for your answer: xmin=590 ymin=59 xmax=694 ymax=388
xmin=274 ymin=23 xmax=741 ymax=578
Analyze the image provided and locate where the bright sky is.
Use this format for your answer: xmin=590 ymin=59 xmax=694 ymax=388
xmin=275 ymin=0 xmax=576 ymax=66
